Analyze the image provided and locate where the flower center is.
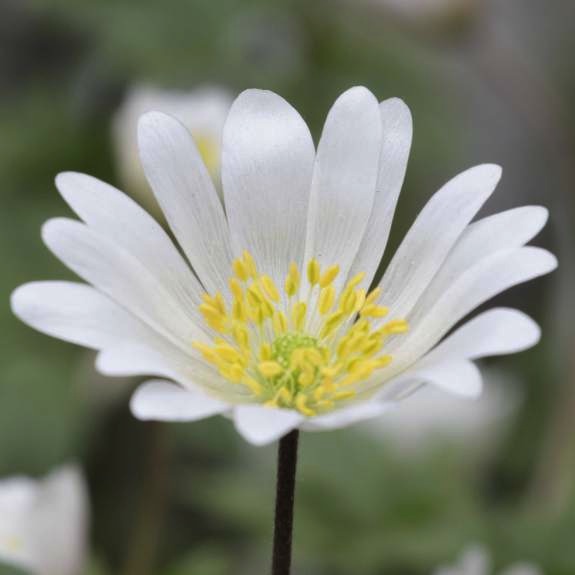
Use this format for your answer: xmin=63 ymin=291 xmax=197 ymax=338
xmin=193 ymin=251 xmax=408 ymax=416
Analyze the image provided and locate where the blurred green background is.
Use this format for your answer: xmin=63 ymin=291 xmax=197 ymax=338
xmin=1 ymin=0 xmax=574 ymax=573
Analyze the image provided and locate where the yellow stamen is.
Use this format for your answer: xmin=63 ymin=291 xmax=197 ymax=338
xmin=258 ymin=361 xmax=283 ymax=378
xmin=194 ymin=251 xmax=408 ymax=416
xmin=319 ymin=264 xmax=340 ymax=288
xmin=307 ymin=259 xmax=321 ymax=286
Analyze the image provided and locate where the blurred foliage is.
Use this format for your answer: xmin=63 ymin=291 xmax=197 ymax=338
xmin=0 ymin=0 xmax=572 ymax=574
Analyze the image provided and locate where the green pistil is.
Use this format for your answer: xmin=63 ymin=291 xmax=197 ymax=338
xmin=271 ymin=333 xmax=319 ymax=370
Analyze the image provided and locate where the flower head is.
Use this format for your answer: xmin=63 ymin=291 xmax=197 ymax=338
xmin=0 ymin=465 xmax=88 ymax=575
xmin=12 ymin=86 xmax=556 ymax=445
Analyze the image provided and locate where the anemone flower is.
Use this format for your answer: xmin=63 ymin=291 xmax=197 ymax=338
xmin=12 ymin=86 xmax=555 ymax=574
xmin=0 ymin=465 xmax=88 ymax=575
xmin=12 ymin=85 xmax=555 ymax=444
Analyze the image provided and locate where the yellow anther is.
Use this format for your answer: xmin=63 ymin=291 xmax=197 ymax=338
xmin=215 ymin=343 xmax=243 ymax=363
xmin=365 ymin=287 xmax=381 ymax=306
xmin=316 ymin=400 xmax=335 ymax=411
xmin=232 ymin=324 xmax=249 ymax=350
xmin=295 ymin=394 xmax=316 ymax=417
xmin=292 ymin=301 xmax=307 ymax=331
xmin=243 ymin=376 xmax=263 ymax=395
xmin=260 ymin=343 xmax=272 ymax=361
xmin=341 ymin=289 xmax=359 ymax=314
xmin=232 ymin=298 xmax=247 ymax=322
xmin=298 ymin=366 xmax=315 ymax=387
xmin=223 ymin=363 xmax=245 ymax=382
xmin=320 ymin=311 xmax=345 ymax=338
xmin=285 ymin=262 xmax=300 ymax=297
xmin=258 ymin=361 xmax=283 ymax=378
xmin=279 ymin=388 xmax=293 ymax=404
xmin=319 ymin=264 xmax=340 ymax=288
xmin=374 ymin=354 xmax=393 ymax=368
xmin=361 ymin=338 xmax=383 ymax=357
xmin=199 ymin=302 xmax=223 ymax=323
xmin=321 ymin=364 xmax=342 ymax=379
xmin=229 ymin=277 xmax=244 ymax=300
xmin=354 ymin=289 xmax=367 ymax=312
xmin=361 ymin=305 xmax=389 ymax=318
xmin=214 ymin=292 xmax=226 ymax=315
xmin=350 ymin=360 xmax=376 ymax=379
xmin=313 ymin=386 xmax=326 ymax=401
xmin=246 ymin=283 xmax=264 ymax=306
xmin=347 ymin=272 xmax=366 ymax=289
xmin=382 ymin=319 xmax=409 ymax=334
xmin=192 ymin=341 xmax=219 ymax=364
xmin=233 ymin=258 xmax=249 ymax=281
xmin=307 ymin=259 xmax=321 ymax=286
xmin=305 ymin=348 xmax=324 ymax=366
xmin=272 ymin=311 xmax=288 ymax=335
xmin=319 ymin=285 xmax=336 ymax=315
xmin=242 ymin=250 xmax=257 ymax=278
xmin=260 ymin=275 xmax=280 ymax=303
xmin=290 ymin=348 xmax=306 ymax=370
xmin=333 ymin=390 xmax=356 ymax=401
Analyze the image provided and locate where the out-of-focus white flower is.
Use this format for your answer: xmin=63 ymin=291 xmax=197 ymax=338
xmin=12 ymin=86 xmax=556 ymax=446
xmin=113 ymin=85 xmax=233 ymax=209
xmin=368 ymin=368 xmax=521 ymax=452
xmin=434 ymin=545 xmax=542 ymax=575
xmin=0 ymin=465 xmax=89 ymax=575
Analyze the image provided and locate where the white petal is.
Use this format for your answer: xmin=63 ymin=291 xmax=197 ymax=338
xmin=376 ymin=164 xmax=502 ymax=318
xmin=348 ymin=98 xmax=413 ymax=286
xmin=95 ymin=344 xmax=231 ymax=398
xmin=416 ymin=206 xmax=549 ymax=311
xmin=11 ymin=281 xmax=132 ymax=350
xmin=222 ymin=89 xmax=315 ymax=283
xmin=426 ymin=307 xmax=540 ymax=362
xmin=233 ymin=405 xmax=303 ymax=446
xmin=42 ymin=218 xmax=207 ymax=349
xmin=138 ymin=111 xmax=233 ymax=293
xmin=55 ymin=171 xmax=204 ymax=305
xmin=388 ymin=247 xmax=557 ymax=375
xmin=130 ymin=380 xmax=229 ymax=422
xmin=303 ymin=401 xmax=390 ymax=431
xmin=12 ymin=281 xmax=227 ymax=397
xmin=392 ymin=360 xmax=483 ymax=398
xmin=304 ymin=86 xmax=382 ymax=288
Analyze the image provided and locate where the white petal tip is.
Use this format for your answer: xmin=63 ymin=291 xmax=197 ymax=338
xmin=10 ymin=285 xmax=29 ymax=319
xmin=379 ymin=97 xmax=411 ymax=115
xmin=137 ymin=110 xmax=180 ymax=139
xmin=233 ymin=406 xmax=303 ymax=446
xmin=130 ymin=380 xmax=228 ymax=423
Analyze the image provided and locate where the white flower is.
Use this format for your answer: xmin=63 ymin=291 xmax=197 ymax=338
xmin=112 ymin=85 xmax=233 ymax=208
xmin=12 ymin=86 xmax=556 ymax=446
xmin=0 ymin=465 xmax=89 ymax=575
xmin=434 ymin=545 xmax=542 ymax=575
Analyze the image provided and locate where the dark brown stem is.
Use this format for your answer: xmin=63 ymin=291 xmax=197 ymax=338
xmin=122 ymin=422 xmax=168 ymax=575
xmin=271 ymin=430 xmax=300 ymax=575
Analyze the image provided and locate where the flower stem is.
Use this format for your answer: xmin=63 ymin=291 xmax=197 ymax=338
xmin=272 ymin=430 xmax=300 ymax=575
